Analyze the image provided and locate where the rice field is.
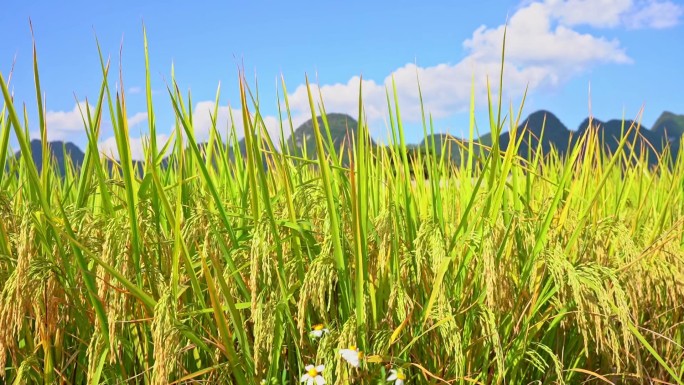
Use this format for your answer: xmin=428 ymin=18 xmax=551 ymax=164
xmin=1 ymin=31 xmax=683 ymax=385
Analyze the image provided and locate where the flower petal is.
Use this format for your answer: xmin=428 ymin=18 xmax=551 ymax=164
xmin=301 ymin=374 xmax=310 ymax=382
xmin=305 ymin=365 xmax=314 ymax=371
xmin=387 ymin=371 xmax=398 ymax=381
xmin=339 ymin=350 xmax=360 ymax=366
xmin=316 ymin=365 xmax=325 ymax=372
xmin=315 ymin=375 xmax=326 ymax=385
xmin=396 ymin=380 xmax=404 ymax=385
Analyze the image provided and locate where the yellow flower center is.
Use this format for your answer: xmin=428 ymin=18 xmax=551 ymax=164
xmin=348 ymin=345 xmax=357 ymax=351
xmin=396 ymin=372 xmax=406 ymax=380
xmin=307 ymin=368 xmax=319 ymax=377
xmin=313 ymin=324 xmax=324 ymax=331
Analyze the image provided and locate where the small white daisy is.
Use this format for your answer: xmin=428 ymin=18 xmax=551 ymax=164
xmin=339 ymin=345 xmax=363 ymax=368
xmin=301 ymin=364 xmax=325 ymax=385
xmin=386 ymin=369 xmax=406 ymax=385
xmin=309 ymin=323 xmax=330 ymax=338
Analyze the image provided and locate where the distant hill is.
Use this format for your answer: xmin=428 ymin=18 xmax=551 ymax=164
xmin=497 ymin=109 xmax=573 ymax=158
xmin=423 ymin=110 xmax=574 ymax=164
xmin=13 ymin=138 xmax=250 ymax=176
xmin=285 ymin=113 xmax=374 ymax=164
xmin=14 ymin=140 xmax=86 ymax=175
xmin=11 ymin=110 xmax=684 ymax=176
xmin=574 ymin=118 xmax=672 ymax=162
xmin=423 ymin=110 xmax=683 ymax=166
xmin=651 ymin=111 xmax=684 ymax=141
xmin=419 ymin=133 xmax=469 ymax=165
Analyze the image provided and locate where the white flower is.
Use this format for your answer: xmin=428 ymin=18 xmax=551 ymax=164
xmin=387 ymin=369 xmax=406 ymax=385
xmin=301 ymin=364 xmax=325 ymax=385
xmin=339 ymin=345 xmax=363 ymax=368
xmin=309 ymin=323 xmax=330 ymax=338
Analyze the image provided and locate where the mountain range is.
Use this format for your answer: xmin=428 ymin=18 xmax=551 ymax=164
xmin=424 ymin=110 xmax=683 ymax=166
xmin=10 ymin=110 xmax=684 ymax=175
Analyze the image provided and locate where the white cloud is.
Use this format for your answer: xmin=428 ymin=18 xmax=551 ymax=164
xmin=98 ymin=133 xmax=171 ymax=161
xmin=184 ymin=100 xmax=290 ymax=144
xmin=465 ymin=5 xmax=631 ymax=67
xmin=128 ymin=86 xmax=142 ymax=94
xmin=544 ymin=0 xmax=634 ymax=27
xmin=36 ymin=101 xmax=149 ymax=142
xmin=127 ymin=112 xmax=148 ymax=128
xmin=624 ymin=0 xmax=683 ymax=29
xmin=97 ymin=100 xmax=293 ymax=161
xmin=98 ymin=99 xmax=299 ymax=160
xmin=286 ymin=77 xmax=386 ymax=122
xmin=282 ymin=0 xmax=645 ymax=133
xmin=189 ymin=101 xmax=238 ymax=141
xmin=537 ymin=0 xmax=682 ymax=29
xmin=41 ymin=101 xmax=92 ymax=140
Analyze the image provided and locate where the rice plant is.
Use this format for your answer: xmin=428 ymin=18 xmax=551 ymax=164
xmin=0 ymin=27 xmax=683 ymax=385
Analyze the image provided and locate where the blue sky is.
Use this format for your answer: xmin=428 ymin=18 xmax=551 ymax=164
xmin=1 ymin=0 xmax=683 ymax=158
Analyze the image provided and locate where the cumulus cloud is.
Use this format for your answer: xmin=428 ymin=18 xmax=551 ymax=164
xmin=97 ymin=100 xmax=292 ymax=160
xmin=464 ymin=5 xmax=631 ymax=68
xmin=281 ymin=0 xmax=680 ymax=134
xmin=541 ymin=0 xmax=683 ymax=29
xmin=127 ymin=112 xmax=148 ymax=128
xmin=283 ymin=2 xmax=629 ymax=130
xmin=543 ymin=0 xmax=684 ymax=29
xmin=623 ymin=0 xmax=683 ymax=29
xmin=35 ymin=101 xmax=149 ymax=142
xmin=286 ymin=77 xmax=387 ymax=122
xmin=40 ymin=101 xmax=93 ymax=140
xmin=98 ymin=133 xmax=172 ymax=161
xmin=186 ymin=100 xmax=291 ymax=143
xmin=543 ymin=0 xmax=634 ymax=27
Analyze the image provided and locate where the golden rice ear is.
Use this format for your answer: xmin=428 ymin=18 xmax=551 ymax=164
xmin=85 ymin=328 xmax=106 ymax=383
xmin=0 ymin=215 xmax=37 ymax=377
xmin=252 ymin=295 xmax=277 ymax=373
xmin=150 ymin=284 xmax=180 ymax=385
xmin=296 ymin=253 xmax=338 ymax=343
xmin=339 ymin=317 xmax=361 ymax=367
xmin=545 ymin=243 xmax=635 ymax=373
